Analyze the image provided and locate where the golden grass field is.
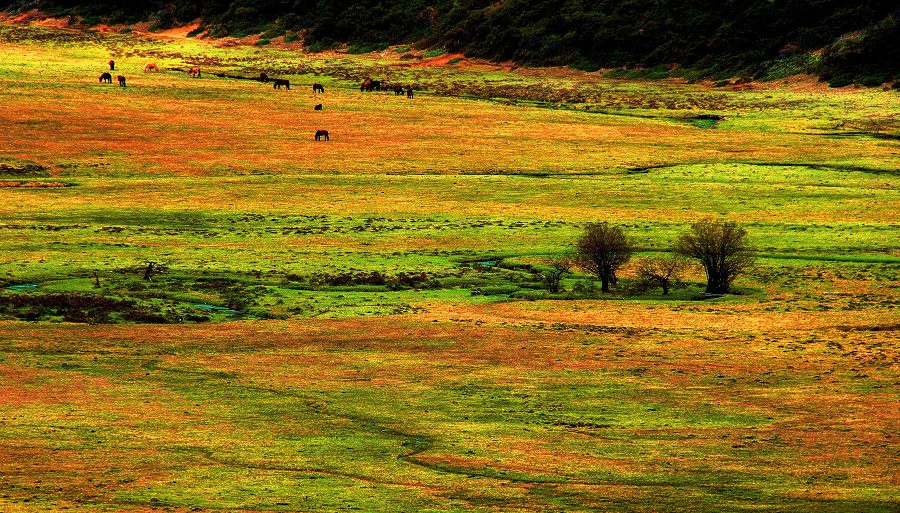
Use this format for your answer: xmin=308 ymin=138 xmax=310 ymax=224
xmin=0 ymin=19 xmax=897 ymax=513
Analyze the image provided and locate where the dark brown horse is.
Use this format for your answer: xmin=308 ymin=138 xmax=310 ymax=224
xmin=314 ymin=104 xmax=323 ymax=110
xmin=406 ymin=86 xmax=414 ymax=98
xmin=99 ymin=72 xmax=112 ymax=83
xmin=273 ymin=79 xmax=290 ymax=90
xmin=117 ymin=75 xmax=126 ymax=87
xmin=259 ymin=72 xmax=269 ymax=82
xmin=315 ymin=130 xmax=329 ymax=141
xmin=313 ymin=83 xmax=324 ymax=94
xmin=361 ymin=79 xmax=381 ymax=92
xmin=393 ymin=84 xmax=404 ymax=95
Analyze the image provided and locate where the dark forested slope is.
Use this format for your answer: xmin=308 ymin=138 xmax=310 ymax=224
xmin=3 ymin=0 xmax=898 ymax=85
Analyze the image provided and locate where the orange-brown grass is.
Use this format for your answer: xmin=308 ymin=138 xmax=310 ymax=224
xmin=0 ymin=26 xmax=897 ymax=177
xmin=0 ymin=314 xmax=897 ymax=511
xmin=0 ymin=21 xmax=897 ymax=513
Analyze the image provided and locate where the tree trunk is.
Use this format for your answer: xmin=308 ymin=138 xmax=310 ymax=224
xmin=600 ymin=276 xmax=609 ymax=292
xmin=662 ymin=282 xmax=669 ymax=295
xmin=706 ymin=275 xmax=728 ymax=294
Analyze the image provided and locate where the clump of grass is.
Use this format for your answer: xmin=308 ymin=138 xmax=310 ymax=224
xmin=424 ymin=48 xmax=445 ymax=58
xmin=261 ymin=27 xmax=285 ymax=40
xmin=255 ymin=38 xmax=270 ymax=46
xmin=604 ymin=66 xmax=669 ymax=80
xmin=762 ymin=52 xmax=818 ymax=80
xmin=348 ymin=41 xmax=390 ymax=54
xmin=306 ymin=39 xmax=338 ymax=52
xmin=186 ymin=26 xmax=205 ymax=38
xmin=283 ymin=33 xmax=298 ymax=43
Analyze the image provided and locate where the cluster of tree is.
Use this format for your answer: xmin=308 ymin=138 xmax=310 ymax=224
xmin=543 ymin=219 xmax=754 ymax=295
xmin=5 ymin=0 xmax=897 ymax=85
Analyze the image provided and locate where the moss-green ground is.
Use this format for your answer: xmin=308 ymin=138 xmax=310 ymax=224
xmin=0 ymin=21 xmax=897 ymax=512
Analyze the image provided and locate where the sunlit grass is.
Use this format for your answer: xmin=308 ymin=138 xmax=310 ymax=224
xmin=0 ymin=20 xmax=897 ymax=512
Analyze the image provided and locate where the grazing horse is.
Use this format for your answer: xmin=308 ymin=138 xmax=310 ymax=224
xmin=406 ymin=86 xmax=414 ymax=98
xmin=361 ymin=79 xmax=381 ymax=92
xmin=144 ymin=63 xmax=159 ymax=73
xmin=117 ymin=75 xmax=126 ymax=87
xmin=393 ymin=84 xmax=404 ymax=95
xmin=99 ymin=72 xmax=112 ymax=83
xmin=273 ymin=79 xmax=290 ymax=90
xmin=315 ymin=130 xmax=329 ymax=141
xmin=314 ymin=104 xmax=323 ymax=110
xmin=108 ymin=59 xmax=115 ymax=71
xmin=259 ymin=72 xmax=269 ymax=82
xmin=187 ymin=66 xmax=201 ymax=78
xmin=313 ymin=83 xmax=324 ymax=94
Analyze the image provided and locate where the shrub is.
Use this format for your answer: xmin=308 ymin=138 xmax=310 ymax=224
xmin=635 ymin=256 xmax=689 ymax=295
xmin=572 ymin=280 xmax=599 ymax=298
xmin=541 ymin=256 xmax=573 ymax=293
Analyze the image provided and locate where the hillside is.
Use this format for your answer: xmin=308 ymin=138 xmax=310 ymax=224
xmin=3 ymin=0 xmax=898 ymax=86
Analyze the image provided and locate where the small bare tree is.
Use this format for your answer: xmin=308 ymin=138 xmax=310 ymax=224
xmin=675 ymin=220 xmax=753 ymax=294
xmin=635 ymin=256 xmax=689 ymax=295
xmin=576 ymin=223 xmax=633 ymax=292
xmin=542 ymin=255 xmax=573 ymax=293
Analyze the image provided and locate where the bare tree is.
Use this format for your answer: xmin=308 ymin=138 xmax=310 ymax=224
xmin=542 ymin=255 xmax=573 ymax=293
xmin=635 ymin=256 xmax=689 ymax=295
xmin=675 ymin=220 xmax=753 ymax=294
xmin=576 ymin=223 xmax=633 ymax=292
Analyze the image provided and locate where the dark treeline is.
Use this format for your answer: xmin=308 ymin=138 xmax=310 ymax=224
xmin=4 ymin=0 xmax=898 ymax=85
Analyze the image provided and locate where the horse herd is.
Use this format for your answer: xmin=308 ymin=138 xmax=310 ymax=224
xmin=97 ymin=60 xmax=194 ymax=88
xmin=97 ymin=60 xmax=415 ymax=141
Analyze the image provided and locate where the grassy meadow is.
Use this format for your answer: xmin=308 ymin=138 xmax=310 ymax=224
xmin=0 ymin=21 xmax=898 ymax=512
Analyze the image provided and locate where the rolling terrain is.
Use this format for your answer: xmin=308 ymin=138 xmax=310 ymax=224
xmin=0 ymin=21 xmax=898 ymax=513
